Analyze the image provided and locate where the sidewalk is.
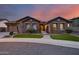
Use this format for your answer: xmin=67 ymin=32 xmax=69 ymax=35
xmin=0 ymin=35 xmax=79 ymax=49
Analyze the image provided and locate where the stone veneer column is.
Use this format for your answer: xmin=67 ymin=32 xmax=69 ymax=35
xmin=37 ymin=23 xmax=40 ymax=33
xmin=57 ymin=23 xmax=60 ymax=33
xmin=48 ymin=24 xmax=50 ymax=34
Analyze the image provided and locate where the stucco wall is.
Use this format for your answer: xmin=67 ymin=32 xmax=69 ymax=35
xmin=8 ymin=25 xmax=17 ymax=32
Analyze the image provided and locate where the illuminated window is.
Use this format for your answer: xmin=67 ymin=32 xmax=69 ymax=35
xmin=67 ymin=24 xmax=70 ymax=27
xmin=60 ymin=24 xmax=64 ymax=30
xmin=53 ymin=24 xmax=57 ymax=30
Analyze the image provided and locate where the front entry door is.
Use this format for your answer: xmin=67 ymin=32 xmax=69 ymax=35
xmin=40 ymin=24 xmax=49 ymax=33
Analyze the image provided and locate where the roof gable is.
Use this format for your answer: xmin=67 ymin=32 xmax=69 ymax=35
xmin=16 ymin=16 xmax=40 ymax=23
xmin=70 ymin=17 xmax=79 ymax=23
xmin=47 ymin=17 xmax=70 ymax=23
xmin=70 ymin=17 xmax=79 ymax=20
xmin=0 ymin=19 xmax=8 ymax=22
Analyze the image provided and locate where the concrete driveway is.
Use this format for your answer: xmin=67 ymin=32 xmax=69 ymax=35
xmin=0 ymin=32 xmax=9 ymax=38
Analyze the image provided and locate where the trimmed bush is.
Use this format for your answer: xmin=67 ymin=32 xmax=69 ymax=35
xmin=65 ymin=28 xmax=73 ymax=33
xmin=26 ymin=28 xmax=38 ymax=33
xmin=9 ymin=32 xmax=14 ymax=36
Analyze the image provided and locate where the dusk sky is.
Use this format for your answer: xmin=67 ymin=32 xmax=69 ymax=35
xmin=0 ymin=4 xmax=79 ymax=21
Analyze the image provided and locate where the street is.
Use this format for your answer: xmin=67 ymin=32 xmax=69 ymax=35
xmin=0 ymin=42 xmax=79 ymax=55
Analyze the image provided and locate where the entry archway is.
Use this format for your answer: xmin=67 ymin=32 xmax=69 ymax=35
xmin=40 ymin=23 xmax=49 ymax=33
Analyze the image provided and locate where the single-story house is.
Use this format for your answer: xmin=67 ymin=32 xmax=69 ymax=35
xmin=5 ymin=16 xmax=41 ymax=33
xmin=5 ymin=16 xmax=79 ymax=34
xmin=70 ymin=17 xmax=79 ymax=33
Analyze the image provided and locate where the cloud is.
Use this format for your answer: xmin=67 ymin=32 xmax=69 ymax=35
xmin=1 ymin=4 xmax=79 ymax=21
xmin=32 ymin=4 xmax=79 ymax=21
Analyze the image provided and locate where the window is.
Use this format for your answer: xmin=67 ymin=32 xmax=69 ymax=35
xmin=67 ymin=24 xmax=70 ymax=27
xmin=57 ymin=19 xmax=60 ymax=21
xmin=31 ymin=23 xmax=38 ymax=30
xmin=60 ymin=24 xmax=64 ymax=30
xmin=53 ymin=24 xmax=57 ymax=30
xmin=25 ymin=23 xmax=30 ymax=30
xmin=32 ymin=23 xmax=37 ymax=30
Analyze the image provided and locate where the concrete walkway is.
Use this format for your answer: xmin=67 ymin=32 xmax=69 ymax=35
xmin=0 ymin=35 xmax=79 ymax=49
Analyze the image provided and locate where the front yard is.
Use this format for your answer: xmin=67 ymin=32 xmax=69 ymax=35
xmin=14 ymin=34 xmax=43 ymax=38
xmin=51 ymin=34 xmax=79 ymax=42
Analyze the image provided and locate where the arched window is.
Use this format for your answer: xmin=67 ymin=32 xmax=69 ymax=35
xmin=32 ymin=23 xmax=37 ymax=30
xmin=25 ymin=23 xmax=30 ymax=30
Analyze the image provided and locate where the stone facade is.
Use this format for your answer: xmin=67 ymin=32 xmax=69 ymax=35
xmin=47 ymin=17 xmax=72 ymax=33
xmin=5 ymin=16 xmax=41 ymax=33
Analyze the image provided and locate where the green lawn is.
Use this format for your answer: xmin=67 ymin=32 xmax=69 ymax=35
xmin=51 ymin=34 xmax=79 ymax=42
xmin=14 ymin=34 xmax=43 ymax=38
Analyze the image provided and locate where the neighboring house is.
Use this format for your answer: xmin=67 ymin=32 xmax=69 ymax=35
xmin=5 ymin=16 xmax=79 ymax=34
xmin=70 ymin=17 xmax=79 ymax=32
xmin=0 ymin=19 xmax=8 ymax=32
